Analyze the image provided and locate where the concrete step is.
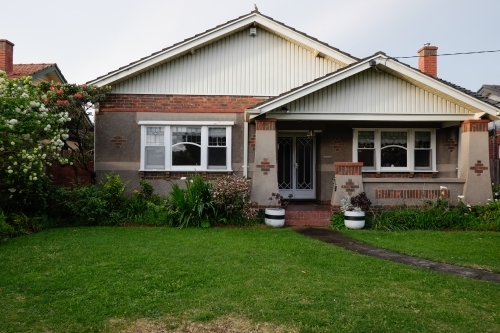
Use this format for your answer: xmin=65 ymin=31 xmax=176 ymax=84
xmin=285 ymin=219 xmax=331 ymax=227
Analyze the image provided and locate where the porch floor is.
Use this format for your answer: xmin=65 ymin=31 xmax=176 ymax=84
xmin=284 ymin=202 xmax=333 ymax=227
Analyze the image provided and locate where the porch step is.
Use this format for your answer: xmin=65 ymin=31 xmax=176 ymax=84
xmin=284 ymin=210 xmax=332 ymax=227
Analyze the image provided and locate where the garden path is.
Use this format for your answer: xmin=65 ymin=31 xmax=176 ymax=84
xmin=293 ymin=227 xmax=500 ymax=284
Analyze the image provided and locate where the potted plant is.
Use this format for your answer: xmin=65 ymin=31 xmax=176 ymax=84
xmin=264 ymin=193 xmax=292 ymax=227
xmin=340 ymin=192 xmax=372 ymax=229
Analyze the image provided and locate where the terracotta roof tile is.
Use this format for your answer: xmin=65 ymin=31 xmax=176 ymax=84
xmin=8 ymin=63 xmax=55 ymax=79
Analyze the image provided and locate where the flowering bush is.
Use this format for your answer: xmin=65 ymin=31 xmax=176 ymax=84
xmin=38 ymin=81 xmax=111 ymax=183
xmin=210 ymin=175 xmax=257 ymax=223
xmin=0 ymin=71 xmax=70 ymax=189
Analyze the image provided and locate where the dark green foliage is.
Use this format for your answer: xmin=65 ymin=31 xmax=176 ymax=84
xmin=166 ymin=175 xmax=214 ymax=228
xmin=330 ymin=212 xmax=348 ymax=230
xmin=57 ymin=173 xmax=127 ymax=225
xmin=366 ymin=199 xmax=500 ymax=231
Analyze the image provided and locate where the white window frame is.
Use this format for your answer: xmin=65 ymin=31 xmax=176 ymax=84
xmin=139 ymin=121 xmax=233 ymax=172
xmin=353 ymin=128 xmax=437 ymax=172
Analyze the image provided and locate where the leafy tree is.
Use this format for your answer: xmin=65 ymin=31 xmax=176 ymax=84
xmin=39 ymin=82 xmax=111 ymax=184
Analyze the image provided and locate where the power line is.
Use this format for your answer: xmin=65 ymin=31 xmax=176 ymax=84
xmin=393 ymin=49 xmax=500 ymax=59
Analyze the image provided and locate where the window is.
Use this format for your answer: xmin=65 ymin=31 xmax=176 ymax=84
xmin=353 ymin=128 xmax=436 ymax=172
xmin=139 ymin=121 xmax=233 ymax=171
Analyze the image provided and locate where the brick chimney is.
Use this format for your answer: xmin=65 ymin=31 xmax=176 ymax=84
xmin=0 ymin=39 xmax=14 ymax=74
xmin=418 ymin=43 xmax=438 ymax=78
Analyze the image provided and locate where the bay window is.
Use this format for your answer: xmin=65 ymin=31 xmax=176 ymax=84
xmin=139 ymin=121 xmax=233 ymax=171
xmin=353 ymin=128 xmax=436 ymax=172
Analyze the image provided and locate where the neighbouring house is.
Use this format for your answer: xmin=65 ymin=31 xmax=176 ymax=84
xmin=0 ymin=39 xmax=66 ymax=84
xmin=478 ymin=85 xmax=500 ymax=183
xmin=88 ymin=9 xmax=500 ymax=210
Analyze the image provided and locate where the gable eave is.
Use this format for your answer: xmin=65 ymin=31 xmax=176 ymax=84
xmin=249 ymin=53 xmax=500 ymax=120
xmin=88 ymin=11 xmax=358 ymax=87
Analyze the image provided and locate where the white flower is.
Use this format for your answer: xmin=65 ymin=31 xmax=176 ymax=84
xmin=10 ymin=141 xmax=15 ymax=145
xmin=8 ymin=188 xmax=16 ymax=193
xmin=7 ymin=170 xmax=13 ymax=174
xmin=8 ymin=119 xmax=18 ymax=125
xmin=457 ymin=195 xmax=464 ymax=199
xmin=33 ymin=177 xmax=37 ymax=181
xmin=29 ymin=101 xmax=40 ymax=107
xmin=180 ymin=177 xmax=186 ymax=180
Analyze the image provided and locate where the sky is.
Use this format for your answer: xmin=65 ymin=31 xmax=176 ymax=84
xmin=1 ymin=0 xmax=499 ymax=92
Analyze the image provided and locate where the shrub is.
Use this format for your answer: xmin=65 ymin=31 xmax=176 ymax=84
xmin=366 ymin=199 xmax=500 ymax=231
xmin=166 ymin=175 xmax=214 ymax=228
xmin=58 ymin=173 xmax=127 ymax=226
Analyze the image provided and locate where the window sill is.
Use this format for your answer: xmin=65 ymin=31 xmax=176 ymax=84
xmin=363 ymin=178 xmax=465 ymax=183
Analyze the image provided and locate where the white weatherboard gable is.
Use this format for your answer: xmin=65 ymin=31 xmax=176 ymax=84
xmin=112 ymin=28 xmax=343 ymax=96
xmin=88 ymin=12 xmax=357 ymax=88
xmin=247 ymin=54 xmax=500 ymax=120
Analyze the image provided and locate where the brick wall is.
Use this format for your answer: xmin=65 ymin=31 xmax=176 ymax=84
xmin=48 ymin=162 xmax=94 ymax=186
xmin=100 ymin=94 xmax=266 ymax=113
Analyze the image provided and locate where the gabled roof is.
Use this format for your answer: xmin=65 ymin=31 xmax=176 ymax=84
xmin=478 ymin=85 xmax=500 ymax=107
xmin=88 ymin=10 xmax=358 ymax=87
xmin=9 ymin=63 xmax=67 ymax=83
xmin=246 ymin=52 xmax=500 ymax=120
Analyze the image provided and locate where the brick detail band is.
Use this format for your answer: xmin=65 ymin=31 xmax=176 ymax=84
xmin=375 ymin=189 xmax=449 ymax=199
xmin=445 ymin=138 xmax=458 ymax=152
xmin=249 ymin=134 xmax=256 ymax=150
xmin=110 ymin=134 xmax=126 ymax=147
xmin=100 ymin=94 xmax=265 ymax=113
xmin=462 ymin=119 xmax=489 ymax=133
xmin=329 ymin=137 xmax=345 ymax=152
xmin=334 ymin=162 xmax=363 ymax=175
xmin=256 ymin=158 xmax=275 ymax=175
xmin=255 ymin=118 xmax=277 ymax=131
xmin=341 ymin=178 xmax=359 ymax=195
xmin=470 ymin=160 xmax=488 ymax=175
xmin=139 ymin=171 xmax=232 ymax=181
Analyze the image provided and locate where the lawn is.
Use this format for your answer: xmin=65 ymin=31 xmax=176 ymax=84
xmin=343 ymin=230 xmax=500 ymax=273
xmin=0 ymin=227 xmax=499 ymax=333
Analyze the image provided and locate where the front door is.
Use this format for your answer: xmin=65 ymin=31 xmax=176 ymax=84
xmin=277 ymin=135 xmax=316 ymax=200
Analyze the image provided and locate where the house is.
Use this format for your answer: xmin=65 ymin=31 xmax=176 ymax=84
xmin=88 ymin=9 xmax=500 ymax=210
xmin=0 ymin=39 xmax=66 ymax=84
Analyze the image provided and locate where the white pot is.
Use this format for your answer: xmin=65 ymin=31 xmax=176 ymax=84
xmin=265 ymin=208 xmax=285 ymax=227
xmin=344 ymin=211 xmax=365 ymax=229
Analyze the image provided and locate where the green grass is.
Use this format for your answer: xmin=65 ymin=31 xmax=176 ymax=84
xmin=343 ymin=230 xmax=500 ymax=273
xmin=0 ymin=227 xmax=499 ymax=333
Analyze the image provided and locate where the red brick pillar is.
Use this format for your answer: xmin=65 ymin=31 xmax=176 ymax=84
xmin=331 ymin=162 xmax=364 ymax=206
xmin=250 ymin=118 xmax=279 ymax=206
xmin=459 ymin=119 xmax=492 ymax=204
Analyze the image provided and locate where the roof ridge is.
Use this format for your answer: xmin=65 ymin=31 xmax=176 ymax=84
xmin=88 ymin=10 xmax=358 ymax=83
